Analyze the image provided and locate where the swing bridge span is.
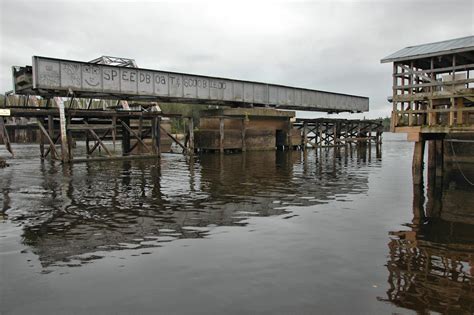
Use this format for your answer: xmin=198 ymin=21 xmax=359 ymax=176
xmin=1 ymin=55 xmax=374 ymax=163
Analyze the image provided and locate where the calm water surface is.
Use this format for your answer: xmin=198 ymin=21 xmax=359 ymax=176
xmin=1 ymin=133 xmax=473 ymax=314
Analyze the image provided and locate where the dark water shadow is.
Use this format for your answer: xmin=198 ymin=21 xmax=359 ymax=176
xmin=380 ymin=164 xmax=474 ymax=314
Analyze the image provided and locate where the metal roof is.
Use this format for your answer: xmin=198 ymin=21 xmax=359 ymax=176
xmin=381 ymin=35 xmax=474 ymax=63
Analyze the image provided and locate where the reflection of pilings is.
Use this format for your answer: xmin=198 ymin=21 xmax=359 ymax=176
xmin=6 ymin=149 xmax=376 ymax=267
xmin=381 ymin=165 xmax=474 ymax=314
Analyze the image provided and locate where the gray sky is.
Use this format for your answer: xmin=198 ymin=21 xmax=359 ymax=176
xmin=1 ymin=0 xmax=472 ymax=118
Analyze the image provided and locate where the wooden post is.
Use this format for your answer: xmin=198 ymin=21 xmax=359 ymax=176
xmin=412 ymin=181 xmax=425 ymax=225
xmin=112 ymin=115 xmax=117 ymax=153
xmin=138 ymin=116 xmax=143 ymax=153
xmin=302 ymin=121 xmax=308 ymax=150
xmin=0 ymin=117 xmax=13 ymax=156
xmin=427 ymin=140 xmax=436 ymax=171
xmin=37 ymin=120 xmax=58 ymax=159
xmin=241 ymin=118 xmax=246 ymax=152
xmin=121 ymin=120 xmax=152 ymax=154
xmin=121 ymin=117 xmax=130 ymax=156
xmin=449 ymin=97 xmax=455 ymax=126
xmin=54 ymin=97 xmax=70 ymax=163
xmin=188 ymin=117 xmax=194 ymax=153
xmin=219 ymin=117 xmax=224 ymax=153
xmin=67 ymin=115 xmax=73 ymax=161
xmin=85 ymin=130 xmax=90 ymax=156
xmin=48 ymin=115 xmax=54 ymax=156
xmin=435 ymin=139 xmax=444 ymax=177
xmin=286 ymin=119 xmax=292 ymax=150
xmin=456 ymin=98 xmax=464 ymax=125
xmin=87 ymin=127 xmax=112 ymax=157
xmin=151 ymin=116 xmax=161 ymax=156
xmin=391 ymin=63 xmax=397 ymax=131
xmin=39 ymin=118 xmax=45 ymax=158
xmin=319 ymin=126 xmax=323 ymax=147
xmin=412 ymin=140 xmax=425 ymax=185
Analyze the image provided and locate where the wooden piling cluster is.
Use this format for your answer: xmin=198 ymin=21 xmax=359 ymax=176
xmin=1 ymin=105 xmax=165 ymax=163
xmin=294 ymin=118 xmax=383 ymax=150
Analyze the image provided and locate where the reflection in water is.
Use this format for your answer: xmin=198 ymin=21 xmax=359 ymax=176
xmin=1 ymin=148 xmax=375 ymax=267
xmin=381 ymin=166 xmax=474 ymax=314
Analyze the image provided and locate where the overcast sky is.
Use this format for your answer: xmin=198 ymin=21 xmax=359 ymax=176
xmin=0 ymin=0 xmax=472 ymax=118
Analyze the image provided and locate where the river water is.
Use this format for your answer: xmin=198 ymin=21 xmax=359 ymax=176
xmin=1 ymin=133 xmax=473 ymax=314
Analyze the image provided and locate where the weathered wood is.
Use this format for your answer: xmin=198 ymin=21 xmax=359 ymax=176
xmin=0 ymin=117 xmax=14 ymax=156
xmin=54 ymin=97 xmax=70 ymax=163
xmin=456 ymin=98 xmax=464 ymax=125
xmin=85 ymin=122 xmax=112 ymax=157
xmin=156 ymin=117 xmax=161 ymax=155
xmin=112 ymin=116 xmax=117 ymax=152
xmin=394 ymin=78 xmax=474 ymax=89
xmin=66 ymin=116 xmax=73 ymax=161
xmin=121 ymin=117 xmax=131 ymax=155
xmin=44 ymin=134 xmax=60 ymax=158
xmin=428 ymin=140 xmax=436 ymax=170
xmin=412 ymin=140 xmax=425 ymax=185
xmin=188 ymin=118 xmax=194 ymax=153
xmin=151 ymin=117 xmax=161 ymax=155
xmin=130 ymin=128 xmax=151 ymax=153
xmin=241 ymin=118 xmax=247 ymax=152
xmin=120 ymin=120 xmax=152 ymax=153
xmin=88 ymin=129 xmax=111 ymax=155
xmin=67 ymin=124 xmax=113 ymax=130
xmin=37 ymin=120 xmax=58 ymax=159
xmin=435 ymin=139 xmax=444 ymax=177
xmin=160 ymin=125 xmax=187 ymax=151
xmin=47 ymin=115 xmax=54 ymax=155
xmin=39 ymin=119 xmax=44 ymax=158
xmin=394 ymin=62 xmax=474 ymax=75
xmin=219 ymin=117 xmax=224 ymax=153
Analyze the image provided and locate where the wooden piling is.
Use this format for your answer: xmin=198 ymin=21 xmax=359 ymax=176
xmin=241 ymin=118 xmax=246 ymax=152
xmin=219 ymin=117 xmax=224 ymax=153
xmin=121 ymin=117 xmax=131 ymax=155
xmin=412 ymin=140 xmax=425 ymax=185
xmin=55 ymin=97 xmax=70 ymax=163
xmin=151 ymin=116 xmax=161 ymax=155
xmin=435 ymin=139 xmax=444 ymax=177
xmin=48 ymin=115 xmax=54 ymax=156
xmin=39 ymin=118 xmax=44 ymax=158
xmin=302 ymin=121 xmax=308 ymax=150
xmin=188 ymin=117 xmax=194 ymax=153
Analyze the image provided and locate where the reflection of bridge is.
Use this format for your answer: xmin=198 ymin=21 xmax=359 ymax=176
xmin=380 ymin=166 xmax=474 ymax=314
xmin=1 ymin=150 xmax=375 ymax=267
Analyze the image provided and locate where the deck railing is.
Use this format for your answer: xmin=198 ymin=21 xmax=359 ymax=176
xmin=392 ymin=107 xmax=474 ymax=129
